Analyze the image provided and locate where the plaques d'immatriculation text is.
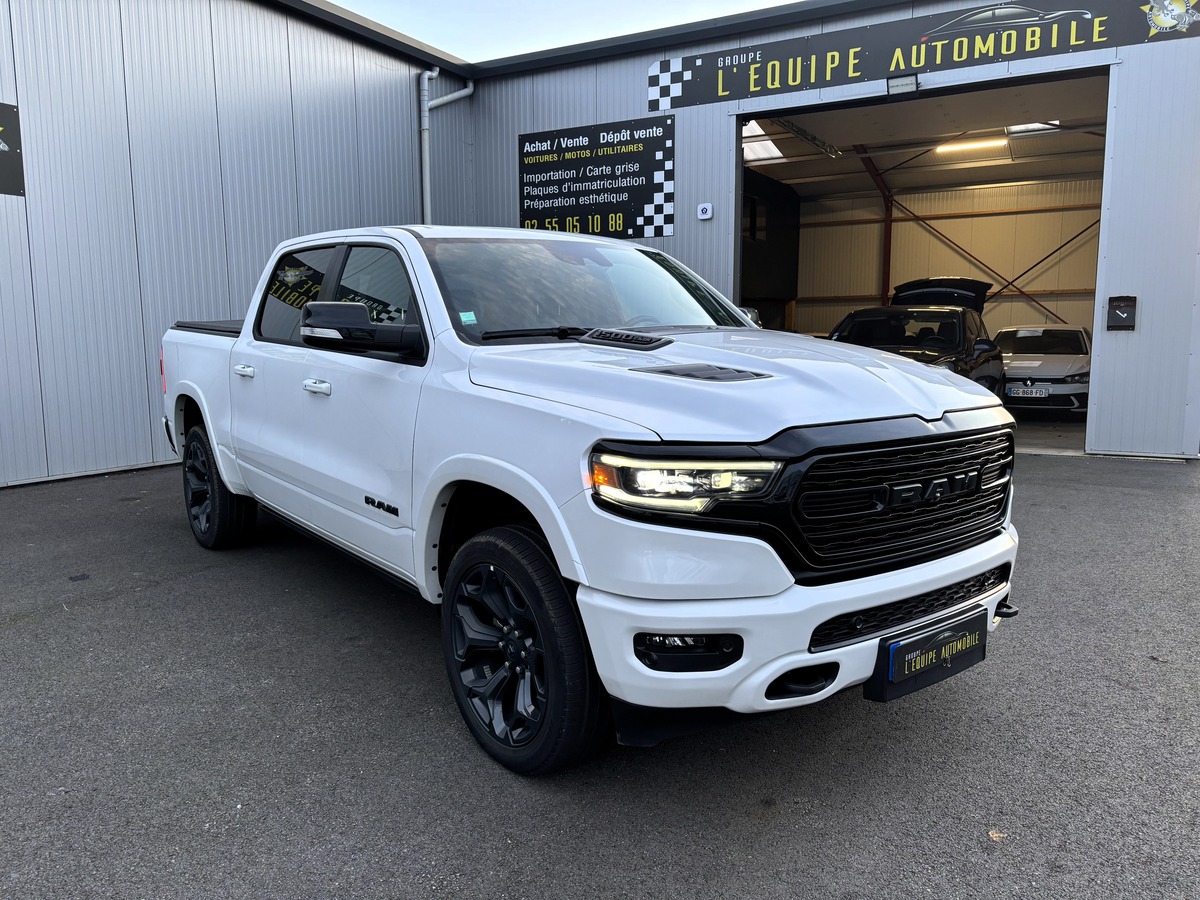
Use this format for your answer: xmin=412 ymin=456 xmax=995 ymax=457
xmin=519 ymin=116 xmax=674 ymax=239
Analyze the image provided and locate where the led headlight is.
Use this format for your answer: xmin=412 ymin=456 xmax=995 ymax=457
xmin=1063 ymin=372 xmax=1090 ymax=384
xmin=589 ymin=453 xmax=780 ymax=513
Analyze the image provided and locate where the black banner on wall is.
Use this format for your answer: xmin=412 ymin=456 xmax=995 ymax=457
xmin=518 ymin=116 xmax=675 ymax=238
xmin=0 ymin=104 xmax=24 ymax=197
xmin=648 ymin=1 xmax=1200 ymax=111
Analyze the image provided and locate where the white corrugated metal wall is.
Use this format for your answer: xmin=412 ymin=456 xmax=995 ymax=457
xmin=1090 ymin=38 xmax=1200 ymax=458
xmin=0 ymin=0 xmax=430 ymax=486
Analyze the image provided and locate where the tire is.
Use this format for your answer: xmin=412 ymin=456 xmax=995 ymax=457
xmin=441 ymin=526 xmax=606 ymax=775
xmin=182 ymin=425 xmax=257 ymax=549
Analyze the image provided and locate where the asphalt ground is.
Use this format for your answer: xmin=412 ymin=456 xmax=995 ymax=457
xmin=1 ymin=454 xmax=1197 ymax=900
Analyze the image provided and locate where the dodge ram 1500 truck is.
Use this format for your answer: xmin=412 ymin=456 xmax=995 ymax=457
xmin=161 ymin=226 xmax=1019 ymax=775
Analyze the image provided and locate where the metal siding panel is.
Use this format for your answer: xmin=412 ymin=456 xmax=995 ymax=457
xmin=0 ymin=0 xmax=15 ymax=103
xmin=11 ymin=0 xmax=151 ymax=477
xmin=428 ymin=74 xmax=475 ymax=226
xmin=0 ymin=195 xmax=47 ymax=483
xmin=354 ymin=43 xmax=421 ymax=224
xmin=1090 ymin=40 xmax=1200 ymax=457
xmin=288 ymin=18 xmax=361 ymax=233
xmin=211 ymin=0 xmax=299 ymax=314
xmin=122 ymin=0 xmax=227 ymax=464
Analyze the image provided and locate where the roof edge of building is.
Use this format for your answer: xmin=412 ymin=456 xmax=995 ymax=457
xmin=271 ymin=0 xmax=918 ymax=79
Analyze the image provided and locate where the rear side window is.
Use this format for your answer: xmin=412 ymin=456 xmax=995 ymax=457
xmin=257 ymin=246 xmax=338 ymax=343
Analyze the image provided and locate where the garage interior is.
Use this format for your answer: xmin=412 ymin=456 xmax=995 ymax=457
xmin=738 ymin=70 xmax=1109 ymax=454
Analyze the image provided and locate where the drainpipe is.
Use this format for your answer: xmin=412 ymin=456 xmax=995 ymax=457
xmin=420 ymin=67 xmax=475 ymax=225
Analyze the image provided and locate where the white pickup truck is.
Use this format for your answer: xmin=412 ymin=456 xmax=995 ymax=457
xmin=161 ymin=226 xmax=1019 ymax=774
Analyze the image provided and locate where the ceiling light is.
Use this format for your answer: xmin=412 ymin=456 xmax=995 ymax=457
xmin=935 ymin=138 xmax=1008 ymax=153
xmin=1006 ymin=120 xmax=1061 ymax=135
xmin=742 ymin=121 xmax=783 ymax=161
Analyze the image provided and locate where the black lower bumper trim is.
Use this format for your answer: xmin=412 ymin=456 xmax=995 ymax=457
xmin=610 ymin=698 xmax=753 ymax=748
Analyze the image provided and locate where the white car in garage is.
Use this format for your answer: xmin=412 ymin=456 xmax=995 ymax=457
xmin=995 ymin=325 xmax=1091 ymax=413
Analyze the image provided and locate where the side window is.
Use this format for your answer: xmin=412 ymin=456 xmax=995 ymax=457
xmin=335 ymin=245 xmax=417 ymax=325
xmin=258 ymin=246 xmax=338 ymax=344
xmin=968 ymin=311 xmax=986 ymax=342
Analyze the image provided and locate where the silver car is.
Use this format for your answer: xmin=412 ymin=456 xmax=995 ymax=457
xmin=995 ymin=325 xmax=1091 ymax=412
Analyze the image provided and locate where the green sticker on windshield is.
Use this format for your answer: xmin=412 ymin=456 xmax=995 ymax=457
xmin=459 ymin=311 xmax=477 ymax=325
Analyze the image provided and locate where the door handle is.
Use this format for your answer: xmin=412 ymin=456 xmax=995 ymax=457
xmin=302 ymin=379 xmax=332 ymax=396
xmin=233 ymin=364 xmax=255 ymax=378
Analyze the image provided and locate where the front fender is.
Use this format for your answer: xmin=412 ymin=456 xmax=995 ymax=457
xmin=414 ymin=454 xmax=587 ymax=603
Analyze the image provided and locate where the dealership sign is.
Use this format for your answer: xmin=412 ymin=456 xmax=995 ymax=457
xmin=648 ymin=1 xmax=1200 ymax=111
xmin=519 ymin=116 xmax=675 ymax=238
xmin=0 ymin=104 xmax=24 ymax=197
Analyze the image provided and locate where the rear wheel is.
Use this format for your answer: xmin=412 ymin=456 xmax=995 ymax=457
xmin=441 ymin=526 xmax=606 ymax=775
xmin=182 ymin=425 xmax=257 ymax=549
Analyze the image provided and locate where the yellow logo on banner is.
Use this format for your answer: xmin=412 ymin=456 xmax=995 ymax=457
xmin=1142 ymin=0 xmax=1200 ymax=36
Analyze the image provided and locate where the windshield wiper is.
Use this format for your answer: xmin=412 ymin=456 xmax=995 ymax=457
xmin=480 ymin=326 xmax=591 ymax=341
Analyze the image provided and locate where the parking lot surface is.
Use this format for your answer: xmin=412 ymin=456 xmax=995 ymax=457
xmin=2 ymin=454 xmax=1197 ymax=899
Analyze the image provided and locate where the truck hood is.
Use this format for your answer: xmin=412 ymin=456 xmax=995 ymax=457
xmin=467 ymin=328 xmax=1000 ymax=442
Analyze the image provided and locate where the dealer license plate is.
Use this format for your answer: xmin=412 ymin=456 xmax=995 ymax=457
xmin=1007 ymin=386 xmax=1048 ymax=398
xmin=863 ymin=606 xmax=988 ymax=702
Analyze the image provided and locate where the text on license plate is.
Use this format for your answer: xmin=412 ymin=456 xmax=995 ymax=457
xmin=1007 ymin=386 xmax=1048 ymax=398
xmin=890 ymin=612 xmax=986 ymax=683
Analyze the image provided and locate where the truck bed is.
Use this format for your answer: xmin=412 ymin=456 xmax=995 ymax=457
xmin=171 ymin=319 xmax=243 ymax=337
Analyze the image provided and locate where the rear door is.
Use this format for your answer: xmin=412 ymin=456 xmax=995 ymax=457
xmin=298 ymin=242 xmax=430 ymax=580
xmin=232 ymin=244 xmax=342 ymax=521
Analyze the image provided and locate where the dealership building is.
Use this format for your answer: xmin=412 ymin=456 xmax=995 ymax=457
xmin=1 ymin=0 xmax=1198 ymax=486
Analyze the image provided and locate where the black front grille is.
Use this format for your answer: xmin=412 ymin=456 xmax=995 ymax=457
xmin=809 ymin=564 xmax=1010 ymax=652
xmin=793 ymin=430 xmax=1013 ymax=573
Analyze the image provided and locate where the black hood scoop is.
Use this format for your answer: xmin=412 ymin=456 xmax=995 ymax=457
xmin=632 ymin=363 xmax=771 ymax=382
xmin=580 ymin=329 xmax=674 ymax=351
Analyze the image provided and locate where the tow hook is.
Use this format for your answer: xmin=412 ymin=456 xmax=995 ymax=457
xmin=994 ymin=599 xmax=1019 ymax=619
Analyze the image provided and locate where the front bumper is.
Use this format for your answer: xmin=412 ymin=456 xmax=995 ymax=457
xmin=1004 ymin=383 xmax=1088 ymax=411
xmin=575 ymin=524 xmax=1018 ymax=714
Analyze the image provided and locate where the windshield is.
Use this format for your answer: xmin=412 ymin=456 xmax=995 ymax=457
xmin=417 ymin=237 xmax=744 ymax=342
xmin=832 ymin=310 xmax=962 ymax=351
xmin=996 ymin=328 xmax=1087 ymax=355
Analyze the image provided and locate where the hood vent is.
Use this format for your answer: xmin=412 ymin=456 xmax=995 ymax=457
xmin=633 ymin=363 xmax=771 ymax=382
xmin=580 ymin=329 xmax=674 ymax=351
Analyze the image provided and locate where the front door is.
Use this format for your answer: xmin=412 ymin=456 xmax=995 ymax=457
xmin=298 ymin=243 xmax=430 ymax=582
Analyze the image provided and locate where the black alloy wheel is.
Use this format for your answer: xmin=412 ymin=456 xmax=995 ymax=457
xmin=184 ymin=434 xmax=215 ymax=537
xmin=441 ymin=527 xmax=606 ymax=775
xmin=452 ymin=562 xmax=548 ymax=747
xmin=181 ymin=425 xmax=256 ymax=549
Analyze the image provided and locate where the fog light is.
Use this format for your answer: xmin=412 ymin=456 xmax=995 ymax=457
xmin=634 ymin=633 xmax=743 ymax=672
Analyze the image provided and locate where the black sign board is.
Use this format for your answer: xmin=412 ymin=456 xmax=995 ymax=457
xmin=648 ymin=1 xmax=1200 ymax=111
xmin=519 ymin=116 xmax=674 ymax=239
xmin=0 ymin=104 xmax=24 ymax=197
xmin=1107 ymin=295 xmax=1137 ymax=331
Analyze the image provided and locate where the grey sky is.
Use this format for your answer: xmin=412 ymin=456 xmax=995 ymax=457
xmin=328 ymin=0 xmax=806 ymax=62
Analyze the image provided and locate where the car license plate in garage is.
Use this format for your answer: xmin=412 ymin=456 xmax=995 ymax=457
xmin=863 ymin=607 xmax=988 ymax=702
xmin=1007 ymin=386 xmax=1048 ymax=398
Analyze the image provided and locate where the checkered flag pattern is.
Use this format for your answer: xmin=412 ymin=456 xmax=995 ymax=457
xmin=361 ymin=299 xmax=405 ymax=323
xmin=634 ymin=145 xmax=674 ymax=238
xmin=647 ymin=57 xmax=696 ymax=112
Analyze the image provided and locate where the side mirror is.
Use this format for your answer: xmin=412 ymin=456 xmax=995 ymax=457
xmin=973 ymin=338 xmax=998 ymax=356
xmin=737 ymin=306 xmax=762 ymax=327
xmin=301 ymin=302 xmax=424 ymax=357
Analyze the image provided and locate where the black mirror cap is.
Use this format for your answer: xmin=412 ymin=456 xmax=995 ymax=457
xmin=301 ymin=302 xmax=425 ymax=357
xmin=974 ymin=338 xmax=998 ymax=355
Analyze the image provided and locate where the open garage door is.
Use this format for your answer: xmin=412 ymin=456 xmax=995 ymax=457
xmin=737 ymin=71 xmax=1109 ymax=451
